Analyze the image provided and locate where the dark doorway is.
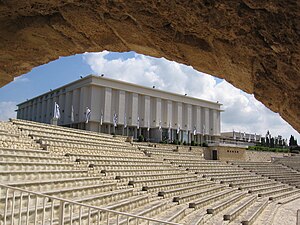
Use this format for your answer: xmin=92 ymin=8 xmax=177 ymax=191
xmin=212 ymin=150 xmax=218 ymax=160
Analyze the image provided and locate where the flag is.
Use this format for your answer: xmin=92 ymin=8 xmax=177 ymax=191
xmin=266 ymin=130 xmax=270 ymax=138
xmin=159 ymin=120 xmax=162 ymax=131
xmin=113 ymin=113 xmax=118 ymax=127
xmin=137 ymin=116 xmax=140 ymax=129
xmin=85 ymin=107 xmax=91 ymax=123
xmin=177 ymin=124 xmax=180 ymax=134
xmin=71 ymin=105 xmax=74 ymax=123
xmin=193 ymin=126 xmax=197 ymax=136
xmin=53 ymin=102 xmax=60 ymax=119
xmin=100 ymin=110 xmax=103 ymax=125
xmin=124 ymin=113 xmax=127 ymax=128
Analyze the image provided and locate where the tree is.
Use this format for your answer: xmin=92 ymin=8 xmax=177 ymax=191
xmin=289 ymin=135 xmax=295 ymax=146
xmin=270 ymin=137 xmax=275 ymax=148
xmin=266 ymin=137 xmax=270 ymax=147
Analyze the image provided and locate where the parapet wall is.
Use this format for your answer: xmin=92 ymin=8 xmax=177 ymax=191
xmin=245 ymin=150 xmax=291 ymax=162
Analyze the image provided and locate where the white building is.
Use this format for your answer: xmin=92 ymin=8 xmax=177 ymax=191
xmin=220 ymin=131 xmax=262 ymax=146
xmin=17 ymin=75 xmax=222 ymax=144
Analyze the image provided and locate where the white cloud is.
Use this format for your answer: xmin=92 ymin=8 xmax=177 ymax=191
xmin=0 ymin=101 xmax=17 ymax=121
xmin=13 ymin=76 xmax=29 ymax=83
xmin=83 ymin=52 xmax=300 ymax=141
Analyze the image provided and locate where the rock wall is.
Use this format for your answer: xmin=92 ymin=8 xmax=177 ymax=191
xmin=0 ymin=1 xmax=299 ymax=132
xmin=245 ymin=150 xmax=291 ymax=162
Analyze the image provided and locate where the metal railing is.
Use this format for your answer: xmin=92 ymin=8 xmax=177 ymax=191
xmin=0 ymin=184 xmax=180 ymax=225
xmin=206 ymin=140 xmax=253 ymax=147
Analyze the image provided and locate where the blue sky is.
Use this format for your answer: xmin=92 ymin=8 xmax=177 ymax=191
xmin=0 ymin=51 xmax=299 ymax=141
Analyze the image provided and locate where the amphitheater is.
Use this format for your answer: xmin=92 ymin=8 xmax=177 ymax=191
xmin=0 ymin=119 xmax=299 ymax=225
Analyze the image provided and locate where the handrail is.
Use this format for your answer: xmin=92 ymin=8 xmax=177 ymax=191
xmin=0 ymin=183 xmax=181 ymax=225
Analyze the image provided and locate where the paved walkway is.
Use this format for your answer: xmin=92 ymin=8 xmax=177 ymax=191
xmin=273 ymin=198 xmax=300 ymax=225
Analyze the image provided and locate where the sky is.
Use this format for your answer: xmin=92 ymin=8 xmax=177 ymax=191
xmin=0 ymin=51 xmax=299 ymax=141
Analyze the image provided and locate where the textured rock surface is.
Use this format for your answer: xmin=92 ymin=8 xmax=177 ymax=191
xmin=0 ymin=1 xmax=299 ymax=132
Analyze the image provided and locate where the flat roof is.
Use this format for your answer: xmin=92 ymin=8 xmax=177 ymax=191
xmin=18 ymin=74 xmax=223 ymax=108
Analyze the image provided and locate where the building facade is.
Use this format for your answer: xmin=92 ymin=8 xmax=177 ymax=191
xmin=17 ymin=75 xmax=222 ymax=144
xmin=220 ymin=131 xmax=262 ymax=147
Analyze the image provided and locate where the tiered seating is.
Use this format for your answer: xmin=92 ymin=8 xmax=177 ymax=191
xmin=1 ymin=119 xmax=299 ymax=225
xmin=0 ymin=122 xmax=42 ymax=150
xmin=140 ymin=144 xmax=300 ymax=224
xmin=231 ymin=161 xmax=300 ymax=188
xmin=273 ymin=156 xmax=300 ymax=172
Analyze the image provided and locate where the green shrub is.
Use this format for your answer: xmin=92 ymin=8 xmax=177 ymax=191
xmin=247 ymin=146 xmax=289 ymax=153
xmin=202 ymin=142 xmax=208 ymax=147
xmin=138 ymin=135 xmax=144 ymax=142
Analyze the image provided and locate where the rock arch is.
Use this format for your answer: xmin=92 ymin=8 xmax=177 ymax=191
xmin=0 ymin=1 xmax=299 ymax=132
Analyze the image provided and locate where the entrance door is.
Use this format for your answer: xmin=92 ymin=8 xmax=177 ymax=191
xmin=212 ymin=150 xmax=218 ymax=160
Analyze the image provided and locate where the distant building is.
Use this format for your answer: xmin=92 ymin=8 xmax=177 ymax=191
xmin=220 ymin=131 xmax=262 ymax=147
xmin=17 ymin=75 xmax=223 ymax=143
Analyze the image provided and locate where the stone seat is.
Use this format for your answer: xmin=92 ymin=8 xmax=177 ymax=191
xmin=0 ymin=169 xmax=92 ymax=182
xmin=32 ymin=133 xmax=127 ymax=148
xmin=210 ymin=174 xmax=255 ymax=181
xmin=150 ymin=204 xmax=187 ymax=224
xmin=5 ymin=176 xmax=106 ymax=192
xmin=80 ymin=159 xmax=164 ymax=166
xmin=45 ymin=144 xmax=141 ymax=155
xmin=100 ymin=168 xmax=180 ymax=176
xmin=268 ymin=189 xmax=300 ymax=201
xmin=128 ymin=174 xmax=198 ymax=187
xmin=172 ymin=162 xmax=234 ymax=167
xmin=0 ymin=153 xmax=65 ymax=162
xmin=173 ymin=185 xmax=228 ymax=204
xmin=1 ymin=182 xmax=118 ymax=208
xmin=238 ymin=181 xmax=279 ymax=190
xmin=0 ymin=161 xmax=76 ymax=171
xmin=142 ymin=179 xmax=204 ymax=192
xmin=195 ymin=170 xmax=248 ymax=176
xmin=274 ymin=177 xmax=300 ymax=183
xmin=240 ymin=199 xmax=268 ymax=225
xmin=248 ymin=183 xmax=288 ymax=194
xmin=163 ymin=158 xmax=207 ymax=163
xmin=263 ymin=172 xmax=300 ymax=177
xmin=158 ymin=182 xmax=215 ymax=198
xmin=206 ymin=192 xmax=247 ymax=215
xmin=115 ymin=171 xmax=190 ymax=181
xmin=0 ymin=147 xmax=49 ymax=156
xmin=222 ymin=176 xmax=267 ymax=185
xmin=223 ymin=195 xmax=257 ymax=221
xmin=2 ymin=188 xmax=135 ymax=224
xmin=48 ymin=146 xmax=143 ymax=157
xmin=92 ymin=163 xmax=172 ymax=171
xmin=205 ymin=171 xmax=253 ymax=178
xmin=65 ymin=152 xmax=149 ymax=161
xmin=229 ymin=179 xmax=272 ymax=188
xmin=188 ymin=189 xmax=235 ymax=209
xmin=257 ymin=186 xmax=293 ymax=197
xmin=12 ymin=119 xmax=118 ymax=141
xmin=40 ymin=139 xmax=136 ymax=151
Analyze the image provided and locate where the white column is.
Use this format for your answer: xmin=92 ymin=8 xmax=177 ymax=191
xmin=64 ymin=91 xmax=72 ymax=124
xmin=103 ymin=87 xmax=112 ymax=123
xmin=155 ymin=98 xmax=161 ymax=127
xmin=118 ymin=90 xmax=125 ymax=124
